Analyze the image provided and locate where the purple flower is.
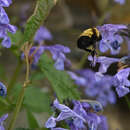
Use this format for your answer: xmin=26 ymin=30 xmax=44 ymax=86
xmin=0 ymin=82 xmax=7 ymax=97
xmin=69 ymin=69 xmax=116 ymax=106
xmin=0 ymin=7 xmax=9 ymax=24
xmin=114 ymin=0 xmax=125 ymax=5
xmin=97 ymin=24 xmax=127 ymax=55
xmin=22 ymin=44 xmax=71 ymax=70
xmin=67 ymin=71 xmax=86 ymax=86
xmin=0 ymin=1 xmax=16 ymax=48
xmin=113 ymin=68 xmax=130 ymax=97
xmin=0 ymin=0 xmax=12 ymax=7
xmin=34 ymin=26 xmax=53 ymax=43
xmin=98 ymin=116 xmax=108 ymax=130
xmin=44 ymin=44 xmax=71 ymax=70
xmin=0 ymin=114 xmax=8 ymax=130
xmin=45 ymin=99 xmax=107 ymax=130
xmin=88 ymin=56 xmax=119 ymax=73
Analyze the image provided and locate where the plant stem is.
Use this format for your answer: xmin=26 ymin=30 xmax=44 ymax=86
xmin=8 ymin=86 xmax=25 ymax=130
xmin=8 ymin=51 xmax=30 ymax=130
xmin=7 ymin=60 xmax=23 ymax=95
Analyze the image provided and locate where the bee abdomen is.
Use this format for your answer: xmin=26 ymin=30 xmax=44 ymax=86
xmin=77 ymin=36 xmax=93 ymax=49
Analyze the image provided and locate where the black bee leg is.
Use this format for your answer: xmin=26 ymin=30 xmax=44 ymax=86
xmin=84 ymin=48 xmax=92 ymax=53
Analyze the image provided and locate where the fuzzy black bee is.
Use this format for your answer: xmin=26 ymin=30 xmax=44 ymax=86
xmin=77 ymin=28 xmax=102 ymax=58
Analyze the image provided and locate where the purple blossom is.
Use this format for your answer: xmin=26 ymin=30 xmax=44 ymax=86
xmin=0 ymin=114 xmax=8 ymax=130
xmin=45 ymin=99 xmax=107 ymax=130
xmin=45 ymin=44 xmax=71 ymax=70
xmin=0 ymin=0 xmax=12 ymax=7
xmin=69 ymin=69 xmax=116 ymax=106
xmin=67 ymin=71 xmax=86 ymax=86
xmin=113 ymin=68 xmax=130 ymax=97
xmin=22 ymin=44 xmax=71 ymax=70
xmin=0 ymin=0 xmax=16 ymax=48
xmin=0 ymin=82 xmax=7 ymax=97
xmin=97 ymin=24 xmax=127 ymax=55
xmin=114 ymin=0 xmax=125 ymax=5
xmin=0 ymin=7 xmax=9 ymax=24
xmin=34 ymin=26 xmax=53 ymax=43
xmin=88 ymin=55 xmax=119 ymax=73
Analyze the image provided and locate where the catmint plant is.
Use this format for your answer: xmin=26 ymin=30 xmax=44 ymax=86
xmin=0 ymin=0 xmax=129 ymax=130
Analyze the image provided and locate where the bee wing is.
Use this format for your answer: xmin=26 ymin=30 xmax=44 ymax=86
xmin=116 ymin=24 xmax=130 ymax=37
xmin=80 ymin=99 xmax=103 ymax=113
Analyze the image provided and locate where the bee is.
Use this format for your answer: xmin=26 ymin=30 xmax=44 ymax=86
xmin=77 ymin=28 xmax=102 ymax=58
xmin=118 ymin=56 xmax=130 ymax=71
xmin=80 ymin=99 xmax=103 ymax=113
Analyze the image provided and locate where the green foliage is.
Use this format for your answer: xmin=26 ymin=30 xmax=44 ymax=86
xmin=15 ymin=128 xmax=34 ymax=130
xmin=23 ymin=0 xmax=55 ymax=44
xmin=24 ymin=86 xmax=51 ymax=113
xmin=39 ymin=54 xmax=80 ymax=102
xmin=26 ymin=110 xmax=40 ymax=128
xmin=12 ymin=83 xmax=51 ymax=113
xmin=0 ymin=97 xmax=11 ymax=115
xmin=30 ymin=71 xmax=45 ymax=81
xmin=8 ymin=30 xmax=23 ymax=56
xmin=8 ymin=30 xmax=23 ymax=45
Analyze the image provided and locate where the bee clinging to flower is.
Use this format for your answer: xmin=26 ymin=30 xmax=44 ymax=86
xmin=77 ymin=28 xmax=102 ymax=60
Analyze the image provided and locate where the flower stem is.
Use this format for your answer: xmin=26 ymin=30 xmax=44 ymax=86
xmin=8 ymin=50 xmax=30 ymax=130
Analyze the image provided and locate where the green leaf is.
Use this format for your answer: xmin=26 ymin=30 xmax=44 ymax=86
xmin=0 ymin=97 xmax=11 ymax=115
xmin=24 ymin=86 xmax=51 ymax=113
xmin=30 ymin=71 xmax=45 ymax=81
xmin=26 ymin=110 xmax=40 ymax=128
xmin=8 ymin=30 xmax=23 ymax=45
xmin=8 ymin=30 xmax=23 ymax=56
xmin=15 ymin=128 xmax=34 ymax=130
xmin=39 ymin=54 xmax=80 ymax=102
xmin=12 ymin=84 xmax=52 ymax=113
xmin=23 ymin=0 xmax=56 ymax=44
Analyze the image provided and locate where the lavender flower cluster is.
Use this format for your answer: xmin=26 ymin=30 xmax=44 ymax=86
xmin=68 ymin=24 xmax=130 ymax=107
xmin=0 ymin=0 xmax=16 ymax=48
xmin=45 ymin=23 xmax=130 ymax=129
xmin=45 ymin=99 xmax=108 ymax=130
xmin=0 ymin=0 xmax=129 ymax=129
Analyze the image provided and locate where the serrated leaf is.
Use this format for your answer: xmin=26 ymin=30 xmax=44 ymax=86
xmin=26 ymin=110 xmax=40 ymax=128
xmin=23 ymin=0 xmax=56 ymax=44
xmin=24 ymin=86 xmax=51 ymax=113
xmin=39 ymin=54 xmax=80 ymax=102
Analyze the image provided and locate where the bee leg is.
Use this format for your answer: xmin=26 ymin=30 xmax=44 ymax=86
xmin=84 ymin=48 xmax=92 ymax=53
xmin=90 ymin=50 xmax=97 ymax=66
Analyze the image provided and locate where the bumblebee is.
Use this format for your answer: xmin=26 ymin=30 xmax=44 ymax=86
xmin=77 ymin=28 xmax=102 ymax=58
xmin=118 ymin=56 xmax=130 ymax=71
